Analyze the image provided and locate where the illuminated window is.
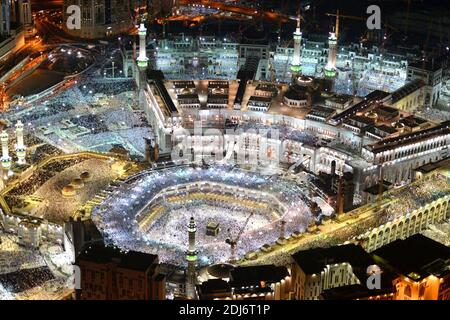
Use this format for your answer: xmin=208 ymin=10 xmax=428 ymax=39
xmin=404 ymin=284 xmax=412 ymax=297
xmin=419 ymin=284 xmax=426 ymax=297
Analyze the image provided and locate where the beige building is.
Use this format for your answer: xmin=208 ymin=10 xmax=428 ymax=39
xmin=383 ymin=79 xmax=425 ymax=112
xmin=373 ymin=234 xmax=450 ymax=300
xmin=291 ymin=244 xmax=375 ymax=300
xmin=196 ymin=265 xmax=292 ymax=300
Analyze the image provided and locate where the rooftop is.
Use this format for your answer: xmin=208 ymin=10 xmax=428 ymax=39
xmin=367 ymin=120 xmax=449 ymax=153
xmin=414 ymin=156 xmax=450 ymax=174
xmin=196 ymin=279 xmax=231 ymax=299
xmin=390 ymin=79 xmax=425 ymax=104
xmin=76 ymin=243 xmax=158 ymax=272
xmin=284 ymin=86 xmax=308 ymax=101
xmin=326 ymin=94 xmax=353 ymax=104
xmin=292 ymin=244 xmax=374 ymax=275
xmin=229 ymin=265 xmax=289 ymax=288
xmin=376 ymin=105 xmax=400 ymax=117
xmin=363 ymin=181 xmax=392 ymax=195
xmin=409 ymin=59 xmax=443 ymax=72
xmin=373 ymin=234 xmax=450 ymax=281
xmin=307 ymin=106 xmax=336 ymax=119
xmin=330 ymin=90 xmax=389 ymax=124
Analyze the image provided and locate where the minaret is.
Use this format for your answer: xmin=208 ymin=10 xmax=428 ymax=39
xmin=15 ymin=120 xmax=26 ymax=164
xmin=185 ymin=216 xmax=198 ymax=299
xmin=0 ymin=131 xmax=12 ymax=179
xmin=136 ymin=23 xmax=148 ymax=69
xmin=136 ymin=18 xmax=149 ymax=110
xmin=325 ymin=10 xmax=339 ymax=78
xmin=290 ymin=9 xmax=302 ymax=75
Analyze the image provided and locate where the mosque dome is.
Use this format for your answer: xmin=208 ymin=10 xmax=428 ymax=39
xmin=62 ymin=185 xmax=76 ymax=197
xmin=71 ymin=178 xmax=84 ymax=189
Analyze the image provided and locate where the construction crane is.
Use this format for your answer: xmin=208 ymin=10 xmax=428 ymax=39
xmin=325 ymin=12 xmax=400 ymax=43
xmin=404 ymin=0 xmax=411 ymax=37
xmin=334 ymin=10 xmax=340 ymax=38
xmin=326 ymin=11 xmax=400 ymax=94
xmin=226 ymin=211 xmax=254 ymax=262
xmin=276 ymin=0 xmax=290 ymax=42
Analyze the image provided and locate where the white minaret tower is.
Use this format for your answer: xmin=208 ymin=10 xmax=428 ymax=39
xmin=15 ymin=120 xmax=26 ymax=164
xmin=325 ymin=11 xmax=339 ymax=78
xmin=186 ymin=216 xmax=198 ymax=299
xmin=136 ymin=23 xmax=148 ymax=69
xmin=0 ymin=130 xmax=12 ymax=179
xmin=290 ymin=10 xmax=302 ymax=75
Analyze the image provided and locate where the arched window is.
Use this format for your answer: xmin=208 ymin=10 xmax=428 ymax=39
xmin=390 ymin=225 xmax=397 ymax=242
xmin=404 ymin=285 xmax=412 ymax=297
xmin=419 ymin=285 xmax=426 ymax=298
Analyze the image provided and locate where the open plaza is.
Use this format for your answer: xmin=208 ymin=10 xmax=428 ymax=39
xmin=0 ymin=0 xmax=449 ymax=302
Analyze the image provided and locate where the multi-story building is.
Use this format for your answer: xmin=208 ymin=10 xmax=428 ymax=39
xmin=75 ymin=243 xmax=166 ymax=300
xmin=297 ymin=234 xmax=450 ymax=300
xmin=63 ymin=0 xmax=132 ymax=39
xmin=197 ymin=235 xmax=449 ymax=301
xmin=196 ymin=264 xmax=292 ymax=300
xmin=407 ymin=59 xmax=443 ymax=107
xmin=289 ymin=233 xmax=450 ymax=300
xmin=10 ymin=0 xmax=31 ymax=26
xmin=151 ymin=0 xmax=176 ymax=18
xmin=361 ymin=120 xmax=450 ymax=185
xmin=291 ymin=244 xmax=377 ymax=300
xmin=130 ymin=25 xmax=419 ymax=93
xmin=372 ymin=234 xmax=450 ymax=300
xmin=383 ymin=79 xmax=425 ymax=112
xmin=273 ymin=40 xmax=409 ymax=93
xmin=154 ymin=35 xmax=239 ymax=79
xmin=196 ymin=279 xmax=231 ymax=300
xmin=140 ymin=73 xmax=449 ymax=195
xmin=0 ymin=0 xmax=11 ymax=35
xmin=238 ymin=36 xmax=271 ymax=81
xmin=11 ymin=0 xmax=33 ymax=36
xmin=228 ymin=265 xmax=291 ymax=300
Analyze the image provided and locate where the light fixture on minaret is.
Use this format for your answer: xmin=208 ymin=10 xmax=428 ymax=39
xmin=185 ymin=216 xmax=198 ymax=299
xmin=0 ymin=131 xmax=12 ymax=179
xmin=324 ymin=10 xmax=339 ymax=78
xmin=15 ymin=120 xmax=26 ymax=164
xmin=136 ymin=23 xmax=149 ymax=69
xmin=290 ymin=9 xmax=302 ymax=75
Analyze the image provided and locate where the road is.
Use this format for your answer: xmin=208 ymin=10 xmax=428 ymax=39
xmin=2 ymin=11 xmax=107 ymax=108
xmin=179 ymin=0 xmax=293 ymax=24
xmin=35 ymin=16 xmax=81 ymax=44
